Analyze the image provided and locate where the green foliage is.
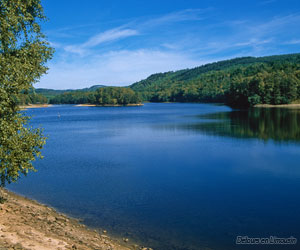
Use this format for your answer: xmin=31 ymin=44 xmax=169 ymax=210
xmin=95 ymin=87 xmax=141 ymax=105
xmin=49 ymin=91 xmax=93 ymax=104
xmin=15 ymin=88 xmax=48 ymax=105
xmin=36 ymin=85 xmax=105 ymax=99
xmin=130 ymin=53 xmax=300 ymax=107
xmin=49 ymin=87 xmax=142 ymax=105
xmin=0 ymin=114 xmax=46 ymax=186
xmin=227 ymin=62 xmax=300 ymax=107
xmin=0 ymin=0 xmax=53 ymax=187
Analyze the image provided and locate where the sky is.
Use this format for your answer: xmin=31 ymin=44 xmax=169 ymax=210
xmin=38 ymin=0 xmax=300 ymax=89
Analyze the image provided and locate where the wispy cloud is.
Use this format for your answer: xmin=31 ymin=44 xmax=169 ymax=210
xmin=259 ymin=0 xmax=277 ymax=5
xmin=234 ymin=38 xmax=273 ymax=47
xmin=64 ymin=28 xmax=138 ymax=56
xmin=285 ymin=39 xmax=300 ymax=45
xmin=248 ymin=14 xmax=300 ymax=36
xmin=50 ymin=9 xmax=211 ymax=58
xmin=142 ymin=8 xmax=209 ymax=27
xmin=82 ymin=28 xmax=138 ymax=47
xmin=48 ymin=41 xmax=62 ymax=48
xmin=191 ymin=13 xmax=300 ymax=57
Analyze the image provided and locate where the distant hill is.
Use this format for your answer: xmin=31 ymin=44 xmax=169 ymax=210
xmin=35 ymin=85 xmax=106 ymax=99
xmin=131 ymin=53 xmax=300 ymax=91
xmin=130 ymin=53 xmax=300 ymax=106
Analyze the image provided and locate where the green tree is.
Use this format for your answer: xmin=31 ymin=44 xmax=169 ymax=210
xmin=0 ymin=0 xmax=53 ymax=196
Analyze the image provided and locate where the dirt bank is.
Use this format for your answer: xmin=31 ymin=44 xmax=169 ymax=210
xmin=0 ymin=189 xmax=149 ymax=250
xmin=19 ymin=104 xmax=53 ymax=109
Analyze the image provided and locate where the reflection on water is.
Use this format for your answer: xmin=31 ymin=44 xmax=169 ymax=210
xmin=179 ymin=108 xmax=300 ymax=143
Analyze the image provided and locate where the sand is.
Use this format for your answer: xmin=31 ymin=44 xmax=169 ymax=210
xmin=0 ymin=189 xmax=149 ymax=250
xmin=19 ymin=104 xmax=53 ymax=110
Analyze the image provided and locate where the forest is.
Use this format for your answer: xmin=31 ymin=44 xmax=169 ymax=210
xmin=15 ymin=92 xmax=48 ymax=105
xmin=18 ymin=53 xmax=300 ymax=107
xmin=130 ymin=53 xmax=300 ymax=107
xmin=48 ymin=87 xmax=141 ymax=105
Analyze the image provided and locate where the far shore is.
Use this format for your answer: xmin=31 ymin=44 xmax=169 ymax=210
xmin=0 ymin=188 xmax=148 ymax=250
xmin=19 ymin=104 xmax=53 ymax=109
xmin=254 ymin=103 xmax=300 ymax=108
xmin=76 ymin=103 xmax=144 ymax=107
xmin=18 ymin=102 xmax=300 ymax=109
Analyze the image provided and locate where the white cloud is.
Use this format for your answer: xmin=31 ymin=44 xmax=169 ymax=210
xmin=82 ymin=28 xmax=138 ymax=47
xmin=248 ymin=14 xmax=300 ymax=37
xmin=191 ymin=14 xmax=300 ymax=57
xmin=285 ymin=39 xmax=300 ymax=45
xmin=234 ymin=38 xmax=273 ymax=47
xmin=48 ymin=41 xmax=62 ymax=48
xmin=161 ymin=43 xmax=181 ymax=50
xmin=142 ymin=9 xmax=208 ymax=27
xmin=63 ymin=28 xmax=138 ymax=56
xmin=63 ymin=46 xmax=87 ymax=56
xmin=259 ymin=0 xmax=277 ymax=5
xmin=38 ymin=49 xmax=205 ymax=89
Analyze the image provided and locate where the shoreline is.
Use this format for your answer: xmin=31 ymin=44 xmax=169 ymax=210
xmin=254 ymin=103 xmax=300 ymax=108
xmin=0 ymin=189 xmax=148 ymax=250
xmin=18 ymin=103 xmax=300 ymax=109
xmin=76 ymin=103 xmax=144 ymax=107
xmin=19 ymin=104 xmax=53 ymax=109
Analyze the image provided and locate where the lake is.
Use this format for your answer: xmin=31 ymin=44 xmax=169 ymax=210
xmin=10 ymin=103 xmax=300 ymax=250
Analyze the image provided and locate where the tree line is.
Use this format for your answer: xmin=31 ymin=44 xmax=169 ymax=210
xmin=15 ymin=92 xmax=48 ymax=105
xmin=130 ymin=54 xmax=300 ymax=107
xmin=49 ymin=87 xmax=141 ymax=105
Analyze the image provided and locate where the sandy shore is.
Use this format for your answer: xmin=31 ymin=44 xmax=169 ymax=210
xmin=75 ymin=104 xmax=144 ymax=107
xmin=0 ymin=189 xmax=149 ymax=250
xmin=254 ymin=103 xmax=300 ymax=108
xmin=19 ymin=104 xmax=53 ymax=109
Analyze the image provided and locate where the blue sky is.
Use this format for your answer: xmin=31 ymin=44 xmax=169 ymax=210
xmin=39 ymin=0 xmax=300 ymax=89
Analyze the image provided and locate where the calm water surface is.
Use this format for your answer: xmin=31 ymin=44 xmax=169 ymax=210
xmin=10 ymin=103 xmax=300 ymax=250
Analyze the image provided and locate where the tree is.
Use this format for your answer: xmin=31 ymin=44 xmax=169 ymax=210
xmin=0 ymin=0 xmax=53 ymax=196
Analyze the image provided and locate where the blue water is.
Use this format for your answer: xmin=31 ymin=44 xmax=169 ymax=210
xmin=10 ymin=103 xmax=300 ymax=250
